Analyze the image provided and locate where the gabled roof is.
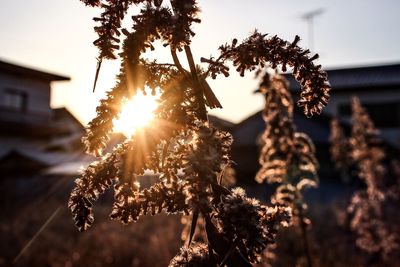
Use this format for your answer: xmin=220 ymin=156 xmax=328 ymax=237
xmin=208 ymin=114 xmax=236 ymax=132
xmin=53 ymin=107 xmax=84 ymax=129
xmin=0 ymin=119 xmax=73 ymax=137
xmin=0 ymin=107 xmax=84 ymax=138
xmin=0 ymin=59 xmax=70 ymax=82
xmin=233 ymin=108 xmax=333 ymax=147
xmin=0 ymin=146 xmax=94 ymax=176
xmin=0 ymin=150 xmax=50 ymax=175
xmin=284 ymin=62 xmax=400 ymax=91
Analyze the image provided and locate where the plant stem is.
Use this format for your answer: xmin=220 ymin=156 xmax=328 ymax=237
xmin=170 ymin=48 xmax=187 ymax=75
xmin=184 ymin=45 xmax=208 ymax=121
xmin=169 ymin=2 xmax=207 ymax=121
xmin=298 ymin=207 xmax=313 ymax=267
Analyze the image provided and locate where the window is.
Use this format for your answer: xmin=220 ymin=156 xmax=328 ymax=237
xmin=1 ymin=89 xmax=28 ymax=112
xmin=338 ymin=102 xmax=400 ymax=128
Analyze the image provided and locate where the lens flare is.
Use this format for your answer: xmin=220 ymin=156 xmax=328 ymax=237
xmin=113 ymin=91 xmax=159 ymax=137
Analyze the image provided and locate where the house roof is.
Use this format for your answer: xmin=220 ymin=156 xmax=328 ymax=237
xmin=208 ymin=114 xmax=236 ymax=132
xmin=0 ymin=119 xmax=74 ymax=137
xmin=53 ymin=107 xmax=84 ymax=129
xmin=0 ymin=150 xmax=50 ymax=175
xmin=0 ymin=107 xmax=84 ymax=138
xmin=0 ymin=59 xmax=70 ymax=82
xmin=0 ymin=136 xmax=94 ymax=175
xmin=233 ymin=109 xmax=333 ymax=147
xmin=284 ymin=62 xmax=400 ymax=92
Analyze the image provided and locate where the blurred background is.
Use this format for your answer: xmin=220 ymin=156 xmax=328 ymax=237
xmin=0 ymin=0 xmax=399 ymax=266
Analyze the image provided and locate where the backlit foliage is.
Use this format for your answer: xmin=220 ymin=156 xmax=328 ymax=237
xmin=329 ymin=118 xmax=350 ymax=172
xmin=69 ymin=1 xmax=330 ymax=266
xmin=256 ymin=73 xmax=318 ymax=221
xmin=169 ymin=242 xmax=211 ymax=267
xmin=329 ymin=97 xmax=400 ymax=262
xmin=255 ymin=73 xmax=319 ymax=266
xmin=202 ymin=34 xmax=331 ymax=117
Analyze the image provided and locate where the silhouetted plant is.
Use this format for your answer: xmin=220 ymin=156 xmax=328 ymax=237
xmin=180 ymin=166 xmax=235 ymax=244
xmin=329 ymin=118 xmax=351 ymax=173
xmin=69 ymin=1 xmax=330 ymax=266
xmin=255 ymin=73 xmax=319 ymax=267
xmin=329 ymin=97 xmax=400 ymax=263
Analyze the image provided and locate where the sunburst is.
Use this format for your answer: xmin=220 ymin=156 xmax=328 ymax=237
xmin=113 ymin=91 xmax=159 ymax=137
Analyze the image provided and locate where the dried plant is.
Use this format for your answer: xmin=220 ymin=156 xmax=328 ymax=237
xmin=169 ymin=242 xmax=211 ymax=267
xmin=329 ymin=97 xmax=400 ymax=263
xmin=255 ymin=73 xmax=319 ymax=267
xmin=69 ymin=1 xmax=330 ymax=266
xmin=201 ymin=34 xmax=331 ymax=117
xmin=180 ymin=165 xmax=236 ymax=244
xmin=329 ymin=118 xmax=351 ymax=172
xmin=329 ymin=118 xmax=354 ymax=183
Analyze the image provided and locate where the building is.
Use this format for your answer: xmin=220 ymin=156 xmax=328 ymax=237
xmin=232 ymin=62 xmax=400 ymax=185
xmin=0 ymin=59 xmax=89 ymax=176
xmin=286 ymin=62 xmax=400 ymax=147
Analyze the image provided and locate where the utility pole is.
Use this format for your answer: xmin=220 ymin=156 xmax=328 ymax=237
xmin=301 ymin=8 xmax=325 ymax=51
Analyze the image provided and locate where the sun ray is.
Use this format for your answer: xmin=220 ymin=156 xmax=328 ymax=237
xmin=13 ymin=206 xmax=61 ymax=264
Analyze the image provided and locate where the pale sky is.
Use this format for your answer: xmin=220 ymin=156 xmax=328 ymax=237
xmin=0 ymin=0 xmax=399 ymax=124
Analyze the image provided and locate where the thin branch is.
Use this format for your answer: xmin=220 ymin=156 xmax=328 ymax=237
xmin=170 ymin=48 xmax=187 ymax=75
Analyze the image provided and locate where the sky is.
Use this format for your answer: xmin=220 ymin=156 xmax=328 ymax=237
xmin=0 ymin=0 xmax=399 ymax=124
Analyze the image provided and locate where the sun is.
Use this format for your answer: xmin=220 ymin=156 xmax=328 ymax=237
xmin=113 ymin=91 xmax=159 ymax=137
